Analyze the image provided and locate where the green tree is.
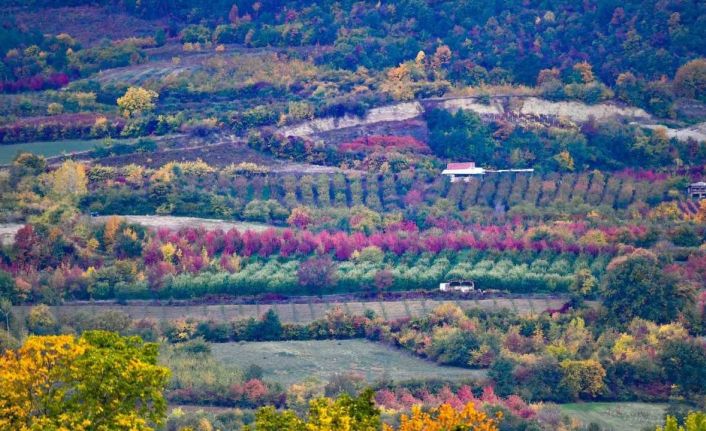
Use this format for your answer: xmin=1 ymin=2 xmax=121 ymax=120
xmin=26 ymin=304 xmax=58 ymax=335
xmin=0 ymin=299 xmax=12 ymax=334
xmin=250 ymin=389 xmax=380 ymax=431
xmin=660 ymin=339 xmax=706 ymax=395
xmin=425 ymin=109 xmax=495 ymax=161
xmin=258 ymin=309 xmax=282 ymax=341
xmin=488 ymin=356 xmax=516 ymax=397
xmin=600 ymin=249 xmax=693 ymax=324
xmin=0 ymin=271 xmax=16 ymax=304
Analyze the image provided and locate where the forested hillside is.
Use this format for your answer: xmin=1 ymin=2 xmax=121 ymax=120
xmin=1 ymin=1 xmax=706 ymax=430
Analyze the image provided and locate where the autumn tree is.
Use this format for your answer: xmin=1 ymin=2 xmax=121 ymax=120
xmin=384 ymin=402 xmax=501 ymax=431
xmin=297 ymin=256 xmax=337 ymax=292
xmin=117 ymin=86 xmax=159 ymax=117
xmin=252 ymin=389 xmax=380 ymax=431
xmin=50 ymin=160 xmax=88 ymax=201
xmin=695 ymin=199 xmax=706 ymax=224
xmin=656 ymin=412 xmax=706 ymax=431
xmin=674 ymin=58 xmax=706 ymax=102
xmin=228 ymin=4 xmax=239 ymax=24
xmin=559 ymin=359 xmax=606 ymax=399
xmin=572 ymin=61 xmax=595 ymax=84
xmin=381 ymin=63 xmax=414 ymax=101
xmin=554 ymin=150 xmax=575 ymax=172
xmin=431 ymin=45 xmax=452 ymax=70
xmin=570 ymin=268 xmax=598 ymax=301
xmin=0 ymin=331 xmax=170 ymax=431
xmin=287 ymin=207 xmax=312 ymax=229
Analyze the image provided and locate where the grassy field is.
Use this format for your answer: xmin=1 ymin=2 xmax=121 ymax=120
xmin=560 ymin=402 xmax=667 ymax=431
xmin=210 ymin=339 xmax=486 ymax=387
xmin=0 ymin=138 xmax=125 ymax=164
xmin=92 ymin=215 xmax=274 ymax=232
xmin=1 ymin=216 xmax=274 ymax=245
xmin=15 ymin=297 xmax=566 ymax=324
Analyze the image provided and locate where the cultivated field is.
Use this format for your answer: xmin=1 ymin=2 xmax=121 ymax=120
xmin=0 ymin=216 xmax=275 ymax=244
xmin=560 ymin=402 xmax=667 ymax=431
xmin=211 ymin=339 xmax=486 ymax=386
xmin=0 ymin=138 xmax=113 ymax=164
xmin=14 ymin=297 xmax=568 ymax=324
xmin=92 ymin=215 xmax=274 ymax=232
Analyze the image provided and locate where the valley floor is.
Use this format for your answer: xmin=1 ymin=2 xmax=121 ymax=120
xmin=210 ymin=339 xmax=486 ymax=387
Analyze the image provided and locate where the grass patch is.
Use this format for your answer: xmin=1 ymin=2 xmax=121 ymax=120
xmin=93 ymin=215 xmax=274 ymax=233
xmin=210 ymin=339 xmax=486 ymax=387
xmin=560 ymin=402 xmax=667 ymax=431
xmin=0 ymin=138 xmax=131 ymax=164
xmin=160 ymin=343 xmax=243 ymax=394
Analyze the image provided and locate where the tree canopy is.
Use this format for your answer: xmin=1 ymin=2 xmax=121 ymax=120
xmin=0 ymin=331 xmax=170 ymax=431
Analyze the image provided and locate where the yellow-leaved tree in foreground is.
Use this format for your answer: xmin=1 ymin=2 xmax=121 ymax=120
xmin=384 ymin=403 xmax=501 ymax=431
xmin=0 ymin=331 xmax=170 ymax=431
xmin=251 ymin=388 xmax=500 ymax=431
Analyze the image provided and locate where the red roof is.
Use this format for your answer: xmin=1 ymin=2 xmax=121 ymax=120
xmin=446 ymin=162 xmax=475 ymax=170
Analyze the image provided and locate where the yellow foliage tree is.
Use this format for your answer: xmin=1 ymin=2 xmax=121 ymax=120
xmin=117 ymin=86 xmax=159 ymax=117
xmin=103 ymin=215 xmax=124 ymax=249
xmin=50 ymin=160 xmax=88 ymax=200
xmin=161 ymin=242 xmax=178 ymax=263
xmin=384 ymin=403 xmax=501 ymax=431
xmin=695 ymin=199 xmax=706 ymax=224
xmin=554 ymin=150 xmax=575 ymax=171
xmin=382 ymin=63 xmax=414 ymax=101
xmin=573 ymin=61 xmax=595 ymax=83
xmin=656 ymin=412 xmax=706 ymax=431
xmin=559 ymin=359 xmax=606 ymax=398
xmin=0 ymin=331 xmax=170 ymax=431
xmin=649 ymin=201 xmax=682 ymax=221
xmin=251 ymin=389 xmax=379 ymax=431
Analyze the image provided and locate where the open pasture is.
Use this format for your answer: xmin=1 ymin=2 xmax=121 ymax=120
xmin=210 ymin=339 xmax=486 ymax=387
xmin=92 ymin=215 xmax=274 ymax=232
xmin=560 ymin=402 xmax=667 ymax=431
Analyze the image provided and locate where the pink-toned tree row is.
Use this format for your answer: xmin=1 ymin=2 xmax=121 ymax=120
xmin=142 ymin=221 xmax=648 ymax=265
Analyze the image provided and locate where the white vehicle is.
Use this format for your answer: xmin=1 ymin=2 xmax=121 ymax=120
xmin=439 ymin=279 xmax=475 ymax=293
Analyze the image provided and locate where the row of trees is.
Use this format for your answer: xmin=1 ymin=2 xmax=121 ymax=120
xmin=72 ymin=160 xmax=696 ymax=223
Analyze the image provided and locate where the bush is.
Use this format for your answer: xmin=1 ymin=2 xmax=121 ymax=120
xmin=180 ymin=25 xmax=212 ymax=43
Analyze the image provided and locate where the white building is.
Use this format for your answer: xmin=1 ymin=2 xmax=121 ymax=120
xmin=688 ymin=181 xmax=706 ymax=200
xmin=441 ymin=162 xmax=534 ymax=182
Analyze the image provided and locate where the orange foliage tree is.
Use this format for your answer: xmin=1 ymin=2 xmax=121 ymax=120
xmin=384 ymin=402 xmax=502 ymax=431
